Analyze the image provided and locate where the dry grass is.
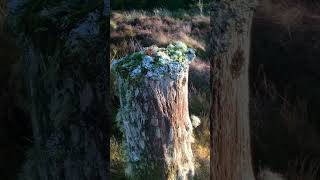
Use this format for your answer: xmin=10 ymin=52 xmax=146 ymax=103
xmin=110 ymin=137 xmax=126 ymax=179
xmin=111 ymin=10 xmax=209 ymax=57
xmin=190 ymin=59 xmax=209 ymax=75
xmin=193 ymin=144 xmax=210 ymax=180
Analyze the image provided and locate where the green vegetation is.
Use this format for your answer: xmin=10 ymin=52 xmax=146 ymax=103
xmin=112 ymin=41 xmax=196 ymax=83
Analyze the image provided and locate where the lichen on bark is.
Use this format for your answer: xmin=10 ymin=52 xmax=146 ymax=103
xmin=113 ymin=42 xmax=196 ymax=180
xmin=209 ymin=0 xmax=257 ymax=56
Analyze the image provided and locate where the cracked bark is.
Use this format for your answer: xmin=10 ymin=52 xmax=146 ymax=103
xmin=209 ymin=0 xmax=257 ymax=180
xmin=116 ymin=68 xmax=194 ymax=180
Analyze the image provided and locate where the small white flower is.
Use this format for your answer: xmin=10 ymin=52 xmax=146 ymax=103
xmin=191 ymin=115 xmax=201 ymax=128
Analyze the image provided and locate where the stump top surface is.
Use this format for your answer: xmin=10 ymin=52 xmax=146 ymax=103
xmin=111 ymin=41 xmax=196 ymax=81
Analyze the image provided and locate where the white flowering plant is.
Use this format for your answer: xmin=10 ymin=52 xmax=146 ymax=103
xmin=112 ymin=41 xmax=196 ymax=82
xmin=190 ymin=115 xmax=201 ymax=128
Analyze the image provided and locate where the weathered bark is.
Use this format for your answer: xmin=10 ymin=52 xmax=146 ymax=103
xmin=116 ymin=68 xmax=194 ymax=180
xmin=209 ymin=0 xmax=257 ymax=180
xmin=5 ymin=0 xmax=109 ymax=179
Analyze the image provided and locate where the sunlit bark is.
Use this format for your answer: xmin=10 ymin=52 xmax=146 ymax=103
xmin=116 ymin=69 xmax=195 ymax=180
xmin=209 ymin=0 xmax=257 ymax=179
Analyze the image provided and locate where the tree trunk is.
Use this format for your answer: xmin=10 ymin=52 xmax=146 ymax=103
xmin=116 ymin=67 xmax=195 ymax=180
xmin=6 ymin=1 xmax=109 ymax=179
xmin=209 ymin=0 xmax=257 ymax=180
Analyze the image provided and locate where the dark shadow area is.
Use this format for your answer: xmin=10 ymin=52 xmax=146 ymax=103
xmin=0 ymin=31 xmax=33 ymax=180
xmin=250 ymin=1 xmax=320 ymax=178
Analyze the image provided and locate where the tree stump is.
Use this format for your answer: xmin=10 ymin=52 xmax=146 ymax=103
xmin=112 ymin=42 xmax=196 ymax=180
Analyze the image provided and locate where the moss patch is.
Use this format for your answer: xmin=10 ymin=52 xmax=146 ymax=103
xmin=111 ymin=41 xmax=196 ymax=83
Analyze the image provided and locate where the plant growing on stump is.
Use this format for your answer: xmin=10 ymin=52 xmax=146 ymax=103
xmin=112 ymin=41 xmax=197 ymax=180
xmin=209 ymin=0 xmax=257 ymax=180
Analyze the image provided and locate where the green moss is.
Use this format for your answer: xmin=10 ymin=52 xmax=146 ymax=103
xmin=111 ymin=41 xmax=196 ymax=84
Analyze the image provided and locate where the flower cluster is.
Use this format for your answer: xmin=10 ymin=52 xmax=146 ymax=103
xmin=111 ymin=41 xmax=196 ymax=81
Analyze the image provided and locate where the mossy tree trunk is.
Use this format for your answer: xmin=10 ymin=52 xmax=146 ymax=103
xmin=116 ymin=68 xmax=194 ymax=180
xmin=209 ymin=0 xmax=257 ymax=180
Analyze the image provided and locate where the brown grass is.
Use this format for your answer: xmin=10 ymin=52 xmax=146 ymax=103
xmin=190 ymin=59 xmax=209 ymax=75
xmin=111 ymin=10 xmax=209 ymax=57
